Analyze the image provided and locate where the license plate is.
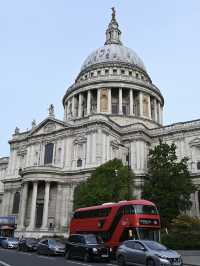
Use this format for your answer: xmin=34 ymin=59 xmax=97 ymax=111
xmin=101 ymin=254 xmax=108 ymax=257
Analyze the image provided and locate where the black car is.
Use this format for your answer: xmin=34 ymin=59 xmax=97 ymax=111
xmin=65 ymin=234 xmax=110 ymax=262
xmin=37 ymin=238 xmax=65 ymax=256
xmin=18 ymin=238 xmax=38 ymax=252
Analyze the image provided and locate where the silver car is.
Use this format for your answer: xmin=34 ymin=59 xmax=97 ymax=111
xmin=116 ymin=240 xmax=183 ymax=266
xmin=1 ymin=237 xmax=19 ymax=249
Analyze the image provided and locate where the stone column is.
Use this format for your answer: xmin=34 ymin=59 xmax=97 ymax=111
xmin=160 ymin=106 xmax=163 ymax=125
xmin=97 ymin=89 xmax=100 ymax=113
xmin=55 ymin=183 xmax=62 ymax=230
xmin=108 ymin=88 xmax=112 ymax=114
xmin=87 ymin=90 xmax=91 ymax=116
xmin=119 ymin=88 xmax=123 ymax=114
xmin=154 ymin=99 xmax=158 ymax=122
xmin=27 ymin=181 xmax=38 ymax=231
xmin=92 ymin=133 xmax=96 ymax=164
xmin=72 ymin=96 xmax=75 ymax=117
xmin=86 ymin=134 xmax=91 ymax=165
xmin=18 ymin=182 xmax=28 ymax=230
xmin=148 ymin=95 xmax=152 ymax=119
xmin=106 ymin=134 xmax=110 ymax=161
xmin=41 ymin=181 xmax=50 ymax=230
xmin=129 ymin=89 xmax=133 ymax=115
xmin=158 ymin=102 xmax=161 ymax=124
xmin=78 ymin=93 xmax=83 ymax=118
xmin=139 ymin=92 xmax=143 ymax=117
xmin=195 ymin=191 xmax=200 ymax=217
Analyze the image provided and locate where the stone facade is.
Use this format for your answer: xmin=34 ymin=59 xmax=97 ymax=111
xmin=0 ymin=10 xmax=200 ymax=237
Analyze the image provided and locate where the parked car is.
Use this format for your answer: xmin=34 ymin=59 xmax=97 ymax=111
xmin=1 ymin=237 xmax=19 ymax=249
xmin=37 ymin=238 xmax=65 ymax=256
xmin=18 ymin=238 xmax=38 ymax=252
xmin=0 ymin=237 xmax=7 ymax=247
xmin=65 ymin=234 xmax=110 ymax=262
xmin=116 ymin=240 xmax=183 ymax=266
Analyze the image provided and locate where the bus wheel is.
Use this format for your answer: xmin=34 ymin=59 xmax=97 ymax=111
xmin=146 ymin=259 xmax=155 ymax=266
xmin=83 ymin=252 xmax=90 ymax=262
xmin=117 ymin=255 xmax=126 ymax=266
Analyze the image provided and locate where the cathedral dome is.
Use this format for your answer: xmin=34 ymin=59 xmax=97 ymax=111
xmin=80 ymin=44 xmax=146 ymax=72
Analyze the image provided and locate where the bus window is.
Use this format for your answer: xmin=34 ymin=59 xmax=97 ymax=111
xmin=137 ymin=228 xmax=160 ymax=242
xmin=134 ymin=205 xmax=158 ymax=215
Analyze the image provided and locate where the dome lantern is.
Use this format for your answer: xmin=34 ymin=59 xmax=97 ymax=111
xmin=105 ymin=7 xmax=122 ymax=46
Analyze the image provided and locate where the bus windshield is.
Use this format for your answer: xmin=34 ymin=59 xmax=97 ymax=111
xmin=134 ymin=205 xmax=158 ymax=215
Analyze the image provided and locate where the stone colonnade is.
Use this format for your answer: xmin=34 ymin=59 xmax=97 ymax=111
xmin=18 ymin=181 xmax=62 ymax=232
xmin=66 ymin=88 xmax=163 ymax=124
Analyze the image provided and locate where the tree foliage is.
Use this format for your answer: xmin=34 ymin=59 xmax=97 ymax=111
xmin=162 ymin=215 xmax=200 ymax=249
xmin=74 ymin=159 xmax=135 ymax=209
xmin=142 ymin=140 xmax=195 ymax=227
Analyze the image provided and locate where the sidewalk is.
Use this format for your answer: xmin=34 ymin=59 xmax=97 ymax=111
xmin=178 ymin=250 xmax=200 ymax=266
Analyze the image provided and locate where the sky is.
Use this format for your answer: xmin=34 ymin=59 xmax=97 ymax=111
xmin=0 ymin=0 xmax=200 ymax=156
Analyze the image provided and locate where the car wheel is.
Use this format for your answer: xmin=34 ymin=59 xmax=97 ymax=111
xmin=117 ymin=255 xmax=126 ymax=266
xmin=65 ymin=250 xmax=71 ymax=260
xmin=83 ymin=252 xmax=90 ymax=262
xmin=146 ymin=258 xmax=156 ymax=266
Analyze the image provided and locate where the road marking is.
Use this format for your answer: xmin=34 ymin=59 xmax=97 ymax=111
xmin=0 ymin=260 xmax=12 ymax=266
xmin=37 ymin=255 xmax=56 ymax=260
xmin=67 ymin=260 xmax=93 ymax=266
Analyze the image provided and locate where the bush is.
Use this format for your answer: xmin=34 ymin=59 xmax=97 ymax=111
xmin=161 ymin=215 xmax=200 ymax=250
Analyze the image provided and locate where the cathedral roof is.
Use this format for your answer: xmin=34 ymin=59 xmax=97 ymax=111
xmin=80 ymin=8 xmax=146 ymax=73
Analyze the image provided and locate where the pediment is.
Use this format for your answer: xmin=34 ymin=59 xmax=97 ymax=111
xmin=189 ymin=138 xmax=200 ymax=147
xmin=29 ymin=118 xmax=67 ymax=136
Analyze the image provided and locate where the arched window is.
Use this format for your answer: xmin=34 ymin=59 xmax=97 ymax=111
xmin=44 ymin=143 xmax=54 ymax=165
xmin=12 ymin=192 xmax=20 ymax=214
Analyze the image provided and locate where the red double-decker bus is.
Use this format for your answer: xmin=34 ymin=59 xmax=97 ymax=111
xmin=70 ymin=200 xmax=160 ymax=250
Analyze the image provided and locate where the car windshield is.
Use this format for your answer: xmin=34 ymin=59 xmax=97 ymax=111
xmin=134 ymin=205 xmax=158 ymax=215
xmin=85 ymin=235 xmax=103 ymax=244
xmin=8 ymin=238 xmax=18 ymax=241
xmin=49 ymin=239 xmax=62 ymax=245
xmin=27 ymin=239 xmax=38 ymax=244
xmin=145 ymin=241 xmax=167 ymax=251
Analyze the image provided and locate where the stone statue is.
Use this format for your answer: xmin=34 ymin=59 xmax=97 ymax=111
xmin=32 ymin=119 xmax=36 ymax=128
xmin=111 ymin=7 xmax=116 ymax=20
xmin=48 ymin=104 xmax=55 ymax=117
xmin=15 ymin=127 xmax=20 ymax=134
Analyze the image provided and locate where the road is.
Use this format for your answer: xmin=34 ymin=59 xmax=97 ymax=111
xmin=0 ymin=248 xmax=199 ymax=266
xmin=0 ymin=248 xmax=115 ymax=266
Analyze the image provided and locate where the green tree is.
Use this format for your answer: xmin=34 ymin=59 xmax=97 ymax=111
xmin=74 ymin=159 xmax=135 ymax=209
xmin=142 ymin=140 xmax=195 ymax=227
xmin=162 ymin=215 xmax=200 ymax=249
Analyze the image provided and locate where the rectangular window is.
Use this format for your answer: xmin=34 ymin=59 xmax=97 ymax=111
xmin=44 ymin=143 xmax=54 ymax=164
